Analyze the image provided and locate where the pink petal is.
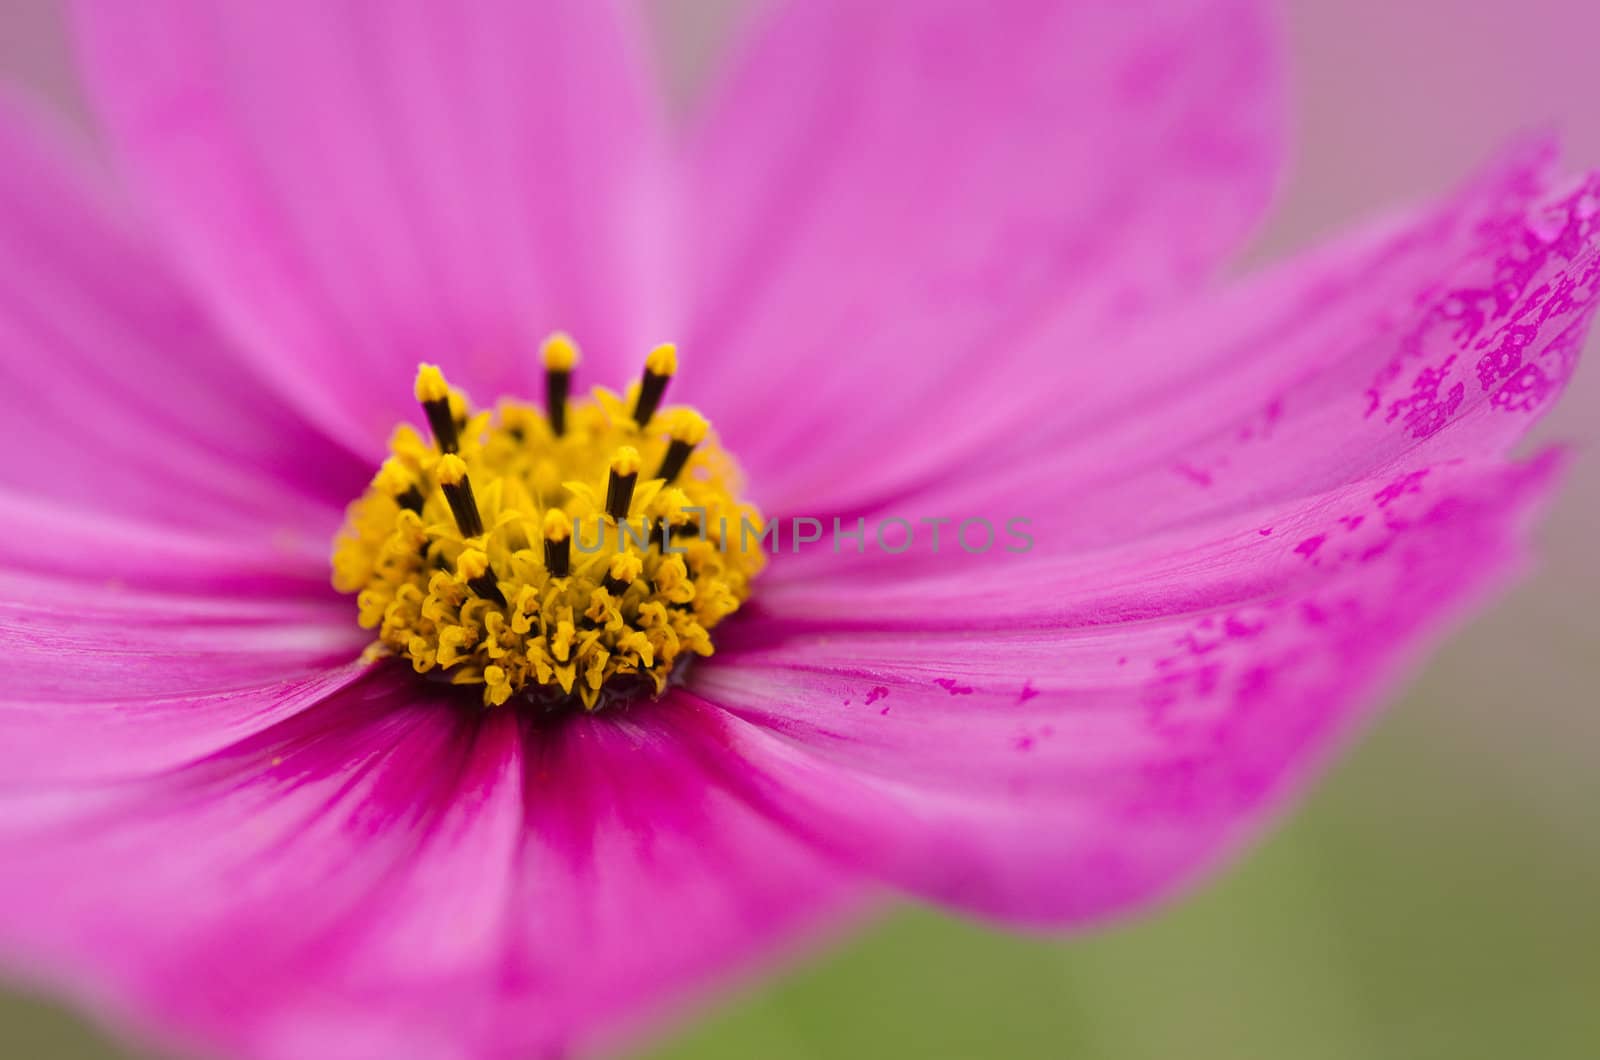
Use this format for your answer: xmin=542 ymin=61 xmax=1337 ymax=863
xmin=0 ymin=91 xmax=360 ymax=530
xmin=763 ymin=141 xmax=1600 ymax=595
xmin=0 ymin=670 xmax=853 ymax=1060
xmin=0 ymin=103 xmax=366 ymax=784
xmin=688 ymin=455 xmax=1564 ymax=922
xmin=679 ymin=0 xmax=1285 ymax=512
xmin=71 ymin=0 xmax=670 ymax=455
xmin=1 ymin=486 xmax=333 ymax=591
xmin=0 ymin=538 xmax=365 ymax=782
xmin=677 ymin=147 xmax=1600 ymax=923
xmin=920 ymin=142 xmax=1600 ymax=547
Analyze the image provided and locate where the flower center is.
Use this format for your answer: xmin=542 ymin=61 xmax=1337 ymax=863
xmin=332 ymin=336 xmax=764 ymax=710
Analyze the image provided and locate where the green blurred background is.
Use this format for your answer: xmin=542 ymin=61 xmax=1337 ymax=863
xmin=2 ymin=0 xmax=1596 ymax=1056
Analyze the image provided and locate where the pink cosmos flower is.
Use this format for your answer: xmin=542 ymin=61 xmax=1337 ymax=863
xmin=2 ymin=1 xmax=1597 ymax=1058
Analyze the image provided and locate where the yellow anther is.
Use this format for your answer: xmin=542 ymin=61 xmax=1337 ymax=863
xmin=669 ymin=410 xmax=709 ymax=445
xmin=658 ymin=411 xmax=709 ymax=483
xmin=332 ymin=338 xmax=763 ymax=708
xmin=541 ymin=332 xmax=579 ymax=372
xmin=645 ymin=343 xmax=678 ymax=377
xmin=543 ymin=508 xmax=573 ymax=578
xmin=437 ymin=453 xmax=469 ymax=486
xmin=434 ymin=452 xmax=484 ymax=535
xmin=543 ymin=508 xmax=572 ymax=542
xmin=633 ymin=343 xmax=681 ymax=427
xmin=457 ymin=548 xmax=490 ymax=581
xmin=375 ymin=458 xmax=412 ymax=495
xmin=604 ymin=445 xmax=643 ymax=520
xmin=608 ymin=445 xmax=640 ymax=477
xmin=610 ymin=446 xmax=642 ymax=477
xmin=414 ymin=363 xmax=451 ymax=403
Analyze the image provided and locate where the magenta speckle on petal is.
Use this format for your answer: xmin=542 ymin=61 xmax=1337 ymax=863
xmin=1224 ymin=614 xmax=1264 ymax=639
xmin=1174 ymin=460 xmax=1214 ymax=487
xmin=1376 ymin=469 xmax=1431 ymax=508
xmin=933 ymin=678 xmax=975 ymax=696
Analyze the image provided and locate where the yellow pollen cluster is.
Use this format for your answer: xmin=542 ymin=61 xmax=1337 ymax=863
xmin=332 ymin=338 xmax=764 ymax=710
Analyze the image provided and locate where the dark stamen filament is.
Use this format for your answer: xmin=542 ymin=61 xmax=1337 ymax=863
xmin=656 ymin=439 xmax=695 ymax=484
xmin=442 ymin=478 xmax=484 ymax=537
xmin=423 ymin=399 xmax=459 ymax=453
xmin=541 ymin=333 xmax=579 ymax=437
xmin=547 ymin=369 xmax=570 ymax=436
xmin=605 ymin=457 xmax=639 ymax=521
xmin=468 ymin=575 xmax=506 ymax=606
xmin=632 ymin=344 xmax=677 ymax=427
xmin=436 ymin=455 xmax=485 ymax=538
xmin=545 ymin=538 xmax=570 ymax=578
xmin=543 ymin=509 xmax=572 ymax=578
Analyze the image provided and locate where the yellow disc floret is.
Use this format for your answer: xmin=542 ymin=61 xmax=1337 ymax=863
xmin=332 ymin=341 xmax=765 ymax=710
